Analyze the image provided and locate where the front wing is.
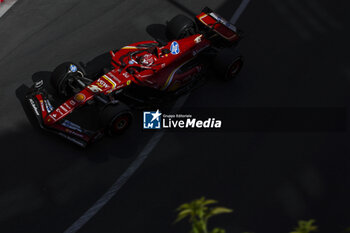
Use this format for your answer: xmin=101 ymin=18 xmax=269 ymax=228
xmin=26 ymin=83 xmax=103 ymax=147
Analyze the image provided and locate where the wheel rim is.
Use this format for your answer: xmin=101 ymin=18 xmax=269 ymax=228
xmin=58 ymin=74 xmax=86 ymax=97
xmin=111 ymin=114 xmax=130 ymax=133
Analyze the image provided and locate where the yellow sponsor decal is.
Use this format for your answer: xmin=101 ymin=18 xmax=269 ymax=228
xmin=96 ymin=82 xmax=104 ymax=88
xmin=198 ymin=14 xmax=208 ymax=25
xmin=121 ymin=46 xmax=137 ymax=50
xmin=126 ymin=80 xmax=132 ymax=85
xmin=103 ymin=75 xmax=116 ymax=89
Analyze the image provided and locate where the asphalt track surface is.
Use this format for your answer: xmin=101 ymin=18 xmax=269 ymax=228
xmin=0 ymin=0 xmax=349 ymax=233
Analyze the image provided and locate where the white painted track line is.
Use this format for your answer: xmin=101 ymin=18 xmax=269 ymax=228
xmin=230 ymin=0 xmax=251 ymax=24
xmin=64 ymin=132 xmax=165 ymax=233
xmin=63 ymin=94 xmax=189 ymax=233
xmin=0 ymin=0 xmax=17 ymax=18
xmin=64 ymin=1 xmax=251 ymax=232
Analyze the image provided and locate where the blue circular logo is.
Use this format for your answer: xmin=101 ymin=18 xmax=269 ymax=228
xmin=69 ymin=64 xmax=77 ymax=72
xmin=170 ymin=41 xmax=180 ymax=55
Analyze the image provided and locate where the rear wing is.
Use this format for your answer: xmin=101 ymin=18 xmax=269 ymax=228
xmin=196 ymin=7 xmax=239 ymax=43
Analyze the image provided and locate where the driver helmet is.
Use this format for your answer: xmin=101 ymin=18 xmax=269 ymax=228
xmin=140 ymin=53 xmax=155 ymax=66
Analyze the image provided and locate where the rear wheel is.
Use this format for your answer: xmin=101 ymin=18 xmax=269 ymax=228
xmin=212 ymin=48 xmax=243 ymax=81
xmin=100 ymin=102 xmax=133 ymax=136
xmin=51 ymin=62 xmax=87 ymax=97
xmin=166 ymin=14 xmax=196 ymax=40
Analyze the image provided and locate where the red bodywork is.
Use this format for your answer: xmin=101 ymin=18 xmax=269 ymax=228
xmin=29 ymin=10 xmax=240 ymax=146
xmin=43 ymin=34 xmax=214 ymax=126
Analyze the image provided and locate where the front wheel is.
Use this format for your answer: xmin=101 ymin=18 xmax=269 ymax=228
xmin=99 ymin=102 xmax=133 ymax=136
xmin=212 ymin=48 xmax=243 ymax=81
xmin=51 ymin=62 xmax=87 ymax=98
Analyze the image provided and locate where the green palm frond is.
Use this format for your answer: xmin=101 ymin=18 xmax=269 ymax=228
xmin=175 ymin=197 xmax=233 ymax=233
xmin=290 ymin=219 xmax=318 ymax=233
xmin=202 ymin=199 xmax=218 ymax=206
xmin=174 ymin=209 xmax=193 ymax=223
xmin=177 ymin=203 xmax=191 ymax=211
xmin=205 ymin=207 xmax=233 ymax=221
xmin=210 ymin=227 xmax=226 ymax=233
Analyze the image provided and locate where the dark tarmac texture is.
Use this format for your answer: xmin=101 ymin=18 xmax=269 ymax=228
xmin=0 ymin=0 xmax=349 ymax=232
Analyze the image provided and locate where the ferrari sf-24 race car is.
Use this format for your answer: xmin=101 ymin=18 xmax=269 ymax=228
xmin=26 ymin=7 xmax=244 ymax=147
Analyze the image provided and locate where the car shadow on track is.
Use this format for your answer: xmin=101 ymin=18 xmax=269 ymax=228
xmin=0 ymin=76 xmax=155 ymax=232
xmin=146 ymin=24 xmax=168 ymax=43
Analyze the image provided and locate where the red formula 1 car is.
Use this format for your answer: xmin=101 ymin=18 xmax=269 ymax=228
xmin=26 ymin=7 xmax=244 ymax=147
